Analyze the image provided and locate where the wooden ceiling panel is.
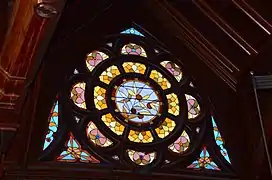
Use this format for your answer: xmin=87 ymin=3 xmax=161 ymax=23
xmin=245 ymin=0 xmax=272 ymax=26
xmin=203 ymin=0 xmax=269 ymax=52
xmin=167 ymin=0 xmax=247 ymax=73
xmin=0 ymin=0 xmax=9 ymax=52
xmin=166 ymin=0 xmax=272 ymax=89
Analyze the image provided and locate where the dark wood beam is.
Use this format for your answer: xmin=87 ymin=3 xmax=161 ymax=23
xmin=0 ymin=0 xmax=66 ymax=173
xmin=4 ymin=162 xmax=238 ymax=180
xmin=0 ymin=0 xmax=44 ymax=111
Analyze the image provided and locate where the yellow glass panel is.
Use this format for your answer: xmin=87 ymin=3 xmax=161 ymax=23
xmin=166 ymin=93 xmax=179 ymax=116
xmin=128 ymin=130 xmax=153 ymax=143
xmin=70 ymin=82 xmax=87 ymax=109
xmin=168 ymin=130 xmax=190 ymax=154
xmin=149 ymin=70 xmax=171 ymax=90
xmin=127 ymin=149 xmax=156 ymax=166
xmin=121 ymin=43 xmax=147 ymax=57
xmin=122 ymin=62 xmax=146 ymax=74
xmin=86 ymin=121 xmax=113 ymax=147
xmin=101 ymin=113 xmax=125 ymax=135
xmin=86 ymin=51 xmax=109 ymax=72
xmin=160 ymin=61 xmax=183 ymax=82
xmin=155 ymin=118 xmax=176 ymax=138
xmin=185 ymin=94 xmax=201 ymax=119
xmin=99 ymin=65 xmax=120 ymax=84
xmin=94 ymin=86 xmax=107 ymax=110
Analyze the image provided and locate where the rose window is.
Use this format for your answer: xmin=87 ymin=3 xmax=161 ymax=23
xmin=90 ymin=57 xmax=183 ymax=145
xmin=42 ymin=27 xmax=232 ymax=173
xmin=114 ymin=80 xmax=162 ymax=124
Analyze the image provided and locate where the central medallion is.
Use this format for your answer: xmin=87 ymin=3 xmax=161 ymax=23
xmin=114 ymin=80 xmax=162 ymax=124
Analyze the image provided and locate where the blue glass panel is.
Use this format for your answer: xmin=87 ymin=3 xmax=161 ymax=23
xmin=60 ymin=151 xmax=68 ymax=156
xmin=120 ymin=27 xmax=144 ymax=37
xmin=71 ymin=139 xmax=79 ymax=148
xmin=43 ymin=101 xmax=59 ymax=150
xmin=206 ymin=163 xmax=216 ymax=170
xmin=81 ymin=151 xmax=89 ymax=157
xmin=62 ymin=153 xmax=75 ymax=160
xmin=211 ymin=116 xmax=231 ymax=164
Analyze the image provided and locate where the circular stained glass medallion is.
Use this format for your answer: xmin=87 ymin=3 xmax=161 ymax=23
xmin=114 ymin=80 xmax=162 ymax=124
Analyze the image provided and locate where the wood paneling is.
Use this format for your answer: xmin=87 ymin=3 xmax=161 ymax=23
xmin=204 ymin=0 xmax=269 ymax=51
xmin=0 ymin=0 xmax=64 ymax=176
xmin=167 ymin=0 xmax=272 ymax=90
xmin=245 ymin=0 xmax=272 ymax=26
xmin=0 ymin=0 xmax=9 ymax=53
xmin=0 ymin=0 xmax=46 ymax=110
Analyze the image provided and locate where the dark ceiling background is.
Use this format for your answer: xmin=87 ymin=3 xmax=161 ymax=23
xmin=0 ymin=0 xmax=14 ymax=51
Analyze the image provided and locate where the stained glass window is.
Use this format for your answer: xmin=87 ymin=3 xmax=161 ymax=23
xmin=155 ymin=118 xmax=176 ymax=138
xmin=86 ymin=51 xmax=109 ymax=72
xmin=43 ymin=101 xmax=59 ymax=150
xmin=70 ymin=82 xmax=87 ymax=109
xmin=185 ymin=94 xmax=200 ymax=119
xmin=41 ymin=26 xmax=233 ymax=176
xmin=121 ymin=28 xmax=145 ymax=37
xmin=101 ymin=113 xmax=125 ymax=135
xmin=160 ymin=61 xmax=183 ymax=82
xmin=127 ymin=150 xmax=156 ymax=165
xmin=122 ymin=62 xmax=146 ymax=74
xmin=99 ymin=65 xmax=120 ymax=84
xmin=121 ymin=43 xmax=147 ymax=57
xmin=94 ymin=86 xmax=107 ymax=110
xmin=86 ymin=121 xmax=113 ymax=147
xmin=212 ymin=116 xmax=231 ymax=164
xmin=168 ymin=130 xmax=190 ymax=154
xmin=57 ymin=133 xmax=100 ymax=163
xmin=114 ymin=80 xmax=162 ymax=123
xmin=149 ymin=70 xmax=171 ymax=90
xmin=128 ymin=130 xmax=154 ymax=143
xmin=187 ymin=147 xmax=220 ymax=171
xmin=166 ymin=93 xmax=179 ymax=116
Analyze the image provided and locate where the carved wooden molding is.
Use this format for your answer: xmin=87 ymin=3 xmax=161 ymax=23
xmin=232 ymin=0 xmax=272 ymax=36
xmin=0 ymin=0 xmax=47 ymax=110
xmin=142 ymin=0 xmax=239 ymax=90
xmin=192 ymin=0 xmax=258 ymax=55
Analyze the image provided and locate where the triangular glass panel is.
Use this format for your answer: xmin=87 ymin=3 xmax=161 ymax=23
xmin=211 ymin=116 xmax=231 ymax=164
xmin=43 ymin=101 xmax=59 ymax=150
xmin=187 ymin=146 xmax=220 ymax=171
xmin=57 ymin=133 xmax=100 ymax=163
xmin=112 ymin=155 xmax=119 ymax=160
xmin=196 ymin=127 xmax=200 ymax=133
xmin=120 ymin=27 xmax=144 ymax=37
xmin=74 ymin=69 xmax=79 ymax=74
xmin=74 ymin=116 xmax=80 ymax=123
xmin=106 ymin=42 xmax=113 ymax=47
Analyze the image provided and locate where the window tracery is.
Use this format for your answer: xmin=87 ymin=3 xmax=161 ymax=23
xmin=41 ymin=27 xmax=233 ymax=174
